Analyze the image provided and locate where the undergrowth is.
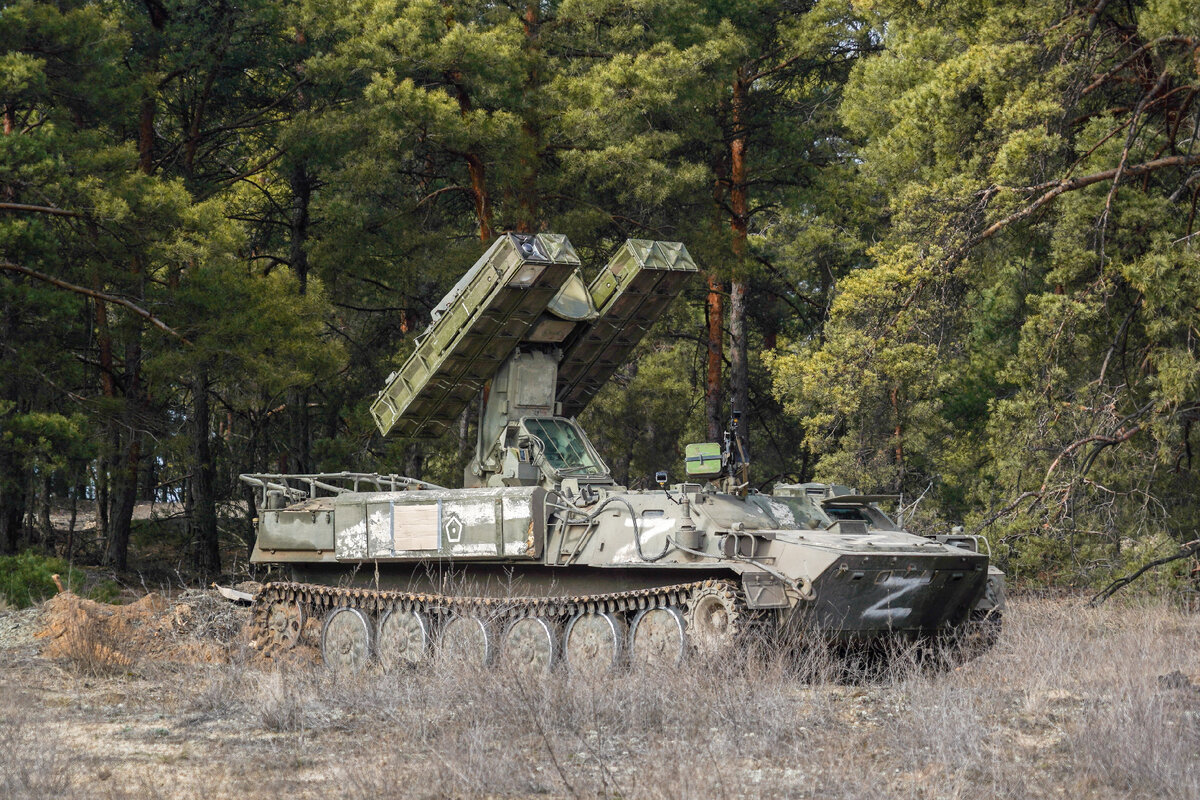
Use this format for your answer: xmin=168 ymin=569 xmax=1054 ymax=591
xmin=0 ymin=551 xmax=81 ymax=609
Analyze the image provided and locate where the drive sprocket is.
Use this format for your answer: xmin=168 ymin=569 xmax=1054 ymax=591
xmin=684 ymin=580 xmax=743 ymax=654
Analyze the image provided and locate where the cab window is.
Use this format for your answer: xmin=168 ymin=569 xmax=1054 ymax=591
xmin=524 ymin=419 xmax=605 ymax=475
xmin=825 ymin=506 xmax=869 ymax=522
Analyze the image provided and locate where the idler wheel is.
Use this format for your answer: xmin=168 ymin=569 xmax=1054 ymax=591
xmin=564 ymin=611 xmax=626 ymax=673
xmin=629 ymin=606 xmax=688 ymax=667
xmin=264 ymin=598 xmax=305 ymax=650
xmin=502 ymin=617 xmax=558 ymax=673
xmin=321 ymin=607 xmax=372 ymax=673
xmin=440 ymin=614 xmax=495 ymax=667
xmin=685 ymin=583 xmax=741 ymax=654
xmin=376 ymin=609 xmax=432 ymax=670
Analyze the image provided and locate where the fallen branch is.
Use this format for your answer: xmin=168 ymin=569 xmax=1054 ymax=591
xmin=1089 ymin=539 xmax=1200 ymax=606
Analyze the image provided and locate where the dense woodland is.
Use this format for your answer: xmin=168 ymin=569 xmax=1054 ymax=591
xmin=1 ymin=0 xmax=1198 ymax=588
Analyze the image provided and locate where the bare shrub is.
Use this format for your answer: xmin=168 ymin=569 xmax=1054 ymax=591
xmin=169 ymin=589 xmax=248 ymax=644
xmin=1070 ymin=679 xmax=1200 ymax=800
xmin=186 ymin=660 xmax=251 ymax=718
xmin=254 ymin=669 xmax=317 ymax=732
xmin=55 ymin=610 xmax=134 ymax=677
xmin=0 ymin=693 xmax=73 ymax=799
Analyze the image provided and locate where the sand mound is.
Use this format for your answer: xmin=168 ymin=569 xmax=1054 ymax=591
xmin=36 ymin=589 xmax=251 ymax=668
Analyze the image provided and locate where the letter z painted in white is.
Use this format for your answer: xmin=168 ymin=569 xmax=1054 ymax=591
xmin=861 ymin=575 xmax=925 ymax=623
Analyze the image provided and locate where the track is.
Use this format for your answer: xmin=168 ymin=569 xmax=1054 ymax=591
xmin=248 ymin=578 xmax=749 ymax=671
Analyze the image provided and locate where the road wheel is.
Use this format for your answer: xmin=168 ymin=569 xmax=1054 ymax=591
xmin=502 ymin=616 xmax=558 ymax=673
xmin=440 ymin=614 xmax=495 ymax=667
xmin=376 ymin=609 xmax=432 ymax=670
xmin=564 ymin=611 xmax=625 ymax=673
xmin=321 ymin=607 xmax=372 ymax=673
xmin=629 ymin=606 xmax=687 ymax=667
xmin=263 ymin=598 xmax=305 ymax=651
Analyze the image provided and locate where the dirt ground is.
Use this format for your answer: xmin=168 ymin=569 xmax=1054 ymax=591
xmin=1 ymin=592 xmax=1198 ymax=800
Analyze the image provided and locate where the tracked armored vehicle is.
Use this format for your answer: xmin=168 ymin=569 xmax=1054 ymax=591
xmin=242 ymin=233 xmax=1004 ymax=672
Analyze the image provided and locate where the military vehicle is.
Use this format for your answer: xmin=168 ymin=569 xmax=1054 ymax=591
xmin=241 ymin=233 xmax=1004 ymax=673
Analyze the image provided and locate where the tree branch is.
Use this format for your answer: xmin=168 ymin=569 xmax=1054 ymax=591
xmin=1080 ymin=35 xmax=1198 ymax=96
xmin=1089 ymin=539 xmax=1200 ymax=606
xmin=0 ymin=261 xmax=190 ymax=344
xmin=971 ymin=154 xmax=1200 ymax=249
xmin=416 ymin=185 xmax=471 ymax=207
xmin=1039 ymin=424 xmax=1143 ymax=493
xmin=0 ymin=202 xmax=83 ymax=218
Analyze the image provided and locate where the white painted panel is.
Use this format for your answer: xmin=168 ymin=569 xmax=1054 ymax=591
xmin=393 ymin=503 xmax=439 ymax=551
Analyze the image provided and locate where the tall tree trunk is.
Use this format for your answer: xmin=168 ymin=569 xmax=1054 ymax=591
xmin=191 ymin=369 xmax=220 ymax=577
xmin=458 ymin=405 xmax=473 ymax=471
xmin=137 ymin=450 xmax=156 ymax=501
xmin=22 ymin=472 xmax=35 ymax=547
xmin=243 ymin=481 xmax=259 ymax=565
xmin=93 ymin=284 xmax=116 ymax=552
xmin=0 ymin=456 xmax=23 ymax=555
xmin=105 ymin=436 xmax=141 ymax=570
xmin=288 ymin=163 xmax=312 ymax=473
xmin=289 ymin=163 xmax=311 ymax=292
xmin=466 ymin=153 xmax=494 ymax=242
xmin=183 ymin=20 xmax=230 ymax=178
xmin=138 ymin=96 xmax=155 ymax=174
xmin=729 ymin=71 xmax=750 ymax=463
xmin=0 ymin=301 xmax=23 ymax=554
xmin=93 ymin=282 xmax=116 ymax=398
xmin=67 ymin=482 xmax=78 ymax=561
xmin=105 ymin=329 xmax=144 ymax=571
xmin=94 ymin=459 xmax=109 ymax=549
xmin=705 ymin=274 xmax=724 ymax=442
xmin=39 ymin=474 xmax=53 ymax=552
xmin=706 ymin=139 xmax=731 ymax=444
xmin=104 ymin=40 xmax=159 ymax=567
xmin=242 ymin=416 xmax=261 ymax=563
xmin=405 ymin=443 xmax=424 ymax=482
xmin=447 ymin=76 xmax=496 ymax=243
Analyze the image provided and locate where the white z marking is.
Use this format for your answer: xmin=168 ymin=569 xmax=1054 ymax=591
xmin=861 ymin=575 xmax=925 ymax=623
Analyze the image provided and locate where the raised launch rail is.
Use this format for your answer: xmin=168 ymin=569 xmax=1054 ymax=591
xmin=369 ymin=234 xmax=697 ymax=440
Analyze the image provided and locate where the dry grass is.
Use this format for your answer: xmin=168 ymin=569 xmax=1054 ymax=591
xmin=0 ymin=692 xmax=74 ymax=799
xmin=1 ymin=596 xmax=1198 ymax=799
xmin=53 ymin=609 xmax=137 ymax=676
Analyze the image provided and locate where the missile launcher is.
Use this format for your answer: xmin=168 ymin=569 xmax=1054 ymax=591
xmin=242 ymin=233 xmax=1004 ymax=673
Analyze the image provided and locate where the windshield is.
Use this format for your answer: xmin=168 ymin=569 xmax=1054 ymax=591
xmin=825 ymin=506 xmax=869 ymax=522
xmin=524 ymin=418 xmax=606 ymax=476
xmin=824 ymin=504 xmax=898 ymax=529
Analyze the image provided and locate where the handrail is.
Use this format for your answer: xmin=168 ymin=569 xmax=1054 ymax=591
xmin=238 ymin=471 xmax=445 ymax=509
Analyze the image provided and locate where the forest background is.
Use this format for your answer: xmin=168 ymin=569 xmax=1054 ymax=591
xmin=2 ymin=0 xmax=1198 ymax=593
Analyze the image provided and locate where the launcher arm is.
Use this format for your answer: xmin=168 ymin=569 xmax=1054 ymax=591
xmin=371 ymin=235 xmax=697 ymax=488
